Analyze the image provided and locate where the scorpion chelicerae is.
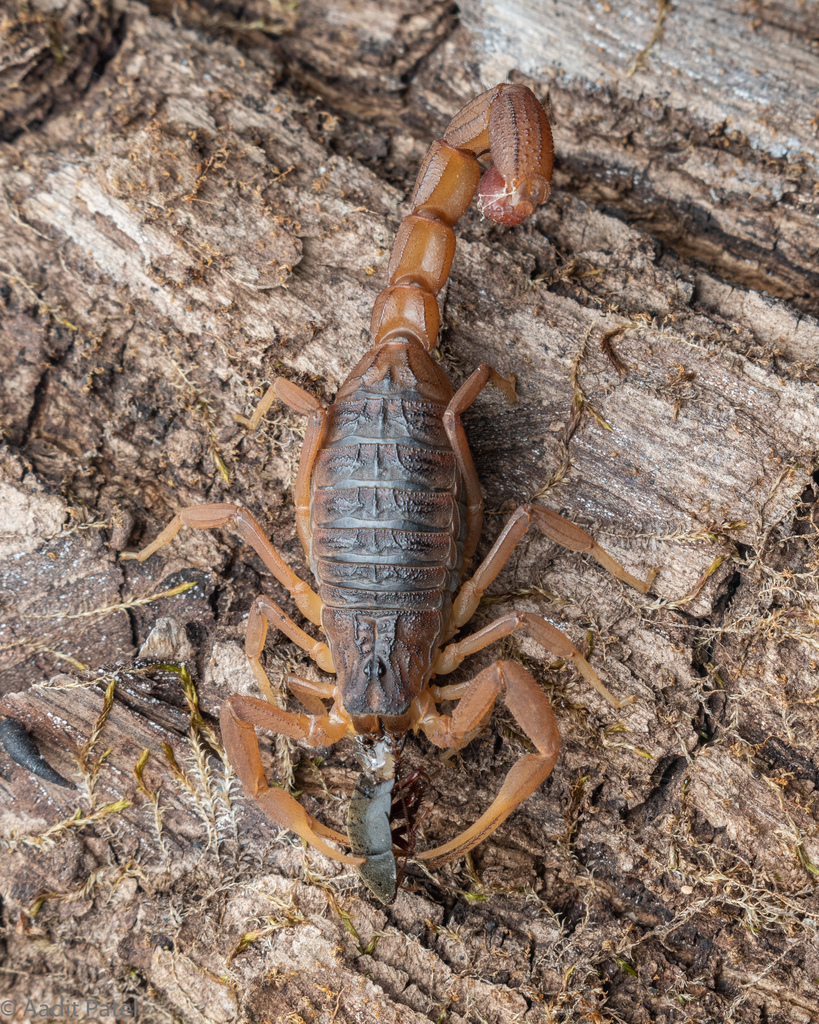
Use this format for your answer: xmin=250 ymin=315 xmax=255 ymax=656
xmin=123 ymin=84 xmax=653 ymax=902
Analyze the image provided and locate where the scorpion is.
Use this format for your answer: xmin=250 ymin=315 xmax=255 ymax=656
xmin=121 ymin=84 xmax=653 ymax=903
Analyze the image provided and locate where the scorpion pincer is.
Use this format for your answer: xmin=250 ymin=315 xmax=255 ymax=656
xmin=123 ymin=84 xmax=654 ymax=902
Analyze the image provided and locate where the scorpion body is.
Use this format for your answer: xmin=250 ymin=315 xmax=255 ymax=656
xmin=124 ymin=84 xmax=653 ymax=902
xmin=314 ymin=347 xmax=466 ymax=718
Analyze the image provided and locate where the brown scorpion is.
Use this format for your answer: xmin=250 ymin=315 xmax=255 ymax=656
xmin=123 ymin=84 xmax=653 ymax=902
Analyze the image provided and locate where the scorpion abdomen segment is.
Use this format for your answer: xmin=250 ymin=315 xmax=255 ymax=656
xmin=313 ymin=442 xmax=457 ymax=492
xmin=316 ymin=560 xmax=449 ymax=591
xmin=325 ymin=397 xmax=451 ymax=450
xmin=312 ymin=487 xmax=455 ymax=532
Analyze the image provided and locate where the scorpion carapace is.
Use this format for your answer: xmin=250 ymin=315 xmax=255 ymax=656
xmin=124 ymin=83 xmax=654 ymax=903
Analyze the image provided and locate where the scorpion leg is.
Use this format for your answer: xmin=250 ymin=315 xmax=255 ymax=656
xmin=435 ymin=609 xmax=632 ymax=708
xmin=246 ymin=594 xmax=333 ymax=702
xmin=220 ymin=695 xmax=362 ymax=865
xmin=443 ymin=365 xmax=517 ymax=563
xmin=416 ymin=660 xmax=560 ymax=867
xmin=284 ymin=673 xmax=336 ymax=716
xmin=237 ymin=376 xmax=326 ymax=559
xmin=451 ymin=503 xmax=656 ymax=631
xmin=122 ymin=503 xmax=323 ymax=626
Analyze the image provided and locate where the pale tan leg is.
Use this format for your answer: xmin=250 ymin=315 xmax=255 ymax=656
xmin=220 ymin=696 xmax=362 ymax=865
xmin=235 ymin=384 xmax=279 ymax=432
xmin=416 ymin=660 xmax=560 ymax=867
xmin=434 ymin=609 xmax=630 ymax=709
xmin=121 ymin=503 xmax=323 ymax=626
xmin=278 ymin=379 xmax=327 ymax=560
xmin=246 ymin=595 xmax=333 ymax=702
xmin=236 ymin=376 xmax=327 ymax=559
xmin=284 ymin=673 xmax=336 ymax=715
xmin=235 ymin=376 xmax=322 ymax=430
xmin=451 ymin=503 xmax=656 ymax=630
xmin=443 ymin=365 xmax=517 ymax=563
xmin=429 ymin=680 xmax=473 ymax=702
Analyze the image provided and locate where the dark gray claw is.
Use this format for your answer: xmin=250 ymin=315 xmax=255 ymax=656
xmin=0 ymin=718 xmax=75 ymax=788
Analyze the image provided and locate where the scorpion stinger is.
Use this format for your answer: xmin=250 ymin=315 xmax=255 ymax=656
xmin=122 ymin=84 xmax=654 ymax=903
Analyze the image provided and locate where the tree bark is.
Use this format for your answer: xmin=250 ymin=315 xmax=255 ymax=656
xmin=1 ymin=1 xmax=817 ymax=1022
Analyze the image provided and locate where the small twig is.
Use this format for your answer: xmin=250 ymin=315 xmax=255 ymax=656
xmin=627 ymin=0 xmax=670 ymax=77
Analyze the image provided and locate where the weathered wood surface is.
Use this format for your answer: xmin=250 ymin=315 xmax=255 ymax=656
xmin=0 ymin=1 xmax=817 ymax=1022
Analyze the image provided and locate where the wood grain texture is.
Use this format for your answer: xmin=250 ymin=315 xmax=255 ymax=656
xmin=463 ymin=0 xmax=819 ymax=311
xmin=0 ymin=1 xmax=817 ymax=1022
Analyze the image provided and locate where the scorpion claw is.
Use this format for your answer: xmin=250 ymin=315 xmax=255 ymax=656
xmin=0 ymin=719 xmax=75 ymax=788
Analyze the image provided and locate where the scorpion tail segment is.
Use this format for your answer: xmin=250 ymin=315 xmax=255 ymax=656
xmin=476 ymin=165 xmax=550 ymax=227
xmin=478 ymin=84 xmax=554 ymax=227
xmin=0 ymin=718 xmax=75 ymax=788
xmin=370 ymin=284 xmax=441 ymax=350
xmin=347 ymin=773 xmax=398 ymax=904
xmin=439 ymin=83 xmax=553 ymax=227
xmin=408 ymin=140 xmax=482 ymax=227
